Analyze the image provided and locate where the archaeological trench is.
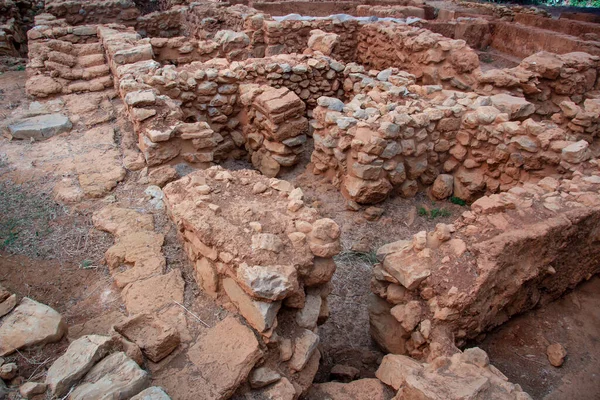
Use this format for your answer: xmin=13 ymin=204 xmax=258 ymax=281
xmin=1 ymin=0 xmax=600 ymax=398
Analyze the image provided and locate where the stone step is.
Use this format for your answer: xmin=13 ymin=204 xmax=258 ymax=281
xmin=82 ymin=64 xmax=111 ymax=80
xmin=8 ymin=113 xmax=72 ymax=140
xmin=77 ymin=53 xmax=106 ymax=68
xmin=77 ymin=42 xmax=104 ymax=56
xmin=67 ymin=76 xmax=113 ymax=94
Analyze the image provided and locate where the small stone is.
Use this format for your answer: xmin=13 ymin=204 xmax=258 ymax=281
xmin=547 ymin=343 xmax=567 ymax=367
xmin=249 ymin=367 xmax=281 ymax=389
xmin=364 ymin=207 xmax=384 ymax=221
xmin=562 ymin=140 xmax=590 ymax=164
xmin=279 ymin=338 xmax=293 ymax=361
xmin=431 ymin=174 xmax=454 ymax=199
xmin=0 ymin=298 xmax=66 ymax=356
xmin=296 ymin=293 xmax=322 ymax=330
xmin=237 ymin=264 xmax=298 ymax=301
xmin=114 ymin=313 xmax=180 ymax=363
xmin=252 ymin=234 xmax=284 ymax=253
xmin=19 ymin=382 xmax=47 ymax=399
xmin=69 ymin=352 xmax=149 ymax=400
xmin=330 ymin=364 xmax=360 ymax=382
xmin=0 ymin=362 xmax=17 ymax=380
xmin=252 ymin=182 xmax=268 ymax=194
xmin=288 ymin=329 xmax=319 ymax=372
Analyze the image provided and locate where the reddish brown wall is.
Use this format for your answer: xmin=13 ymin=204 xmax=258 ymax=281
xmin=515 ymin=13 xmax=600 ymax=39
xmin=490 ymin=21 xmax=600 ymax=59
xmin=560 ymin=11 xmax=600 ymax=24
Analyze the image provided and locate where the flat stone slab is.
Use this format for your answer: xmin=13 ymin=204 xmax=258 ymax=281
xmin=0 ymin=297 xmax=66 ymax=356
xmin=187 ymin=316 xmax=263 ymax=399
xmin=8 ymin=113 xmax=72 ymax=140
xmin=131 ymin=386 xmax=171 ymax=400
xmin=70 ymin=352 xmax=149 ymax=400
xmin=46 ymin=335 xmax=113 ymax=397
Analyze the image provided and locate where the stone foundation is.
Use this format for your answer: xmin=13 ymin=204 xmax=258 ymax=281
xmin=369 ymin=170 xmax=600 ymax=359
xmin=163 ymin=167 xmax=341 ymax=396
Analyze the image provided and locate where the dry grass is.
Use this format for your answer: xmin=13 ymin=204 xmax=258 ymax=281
xmin=0 ymin=180 xmax=112 ymax=264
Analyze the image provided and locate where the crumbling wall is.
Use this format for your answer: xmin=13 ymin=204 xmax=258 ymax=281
xmin=0 ymin=0 xmax=30 ymax=57
xmin=356 ymin=22 xmax=481 ymax=90
xmin=369 ymin=170 xmax=600 ymax=359
xmin=149 ymin=30 xmax=252 ymax=64
xmin=25 ymin=24 xmax=113 ymax=97
xmin=560 ymin=11 xmax=600 ymax=24
xmin=417 ymin=18 xmax=492 ymax=50
xmin=163 ymin=167 xmax=341 ymax=397
xmin=239 ymin=84 xmax=308 ymax=177
xmin=478 ymin=51 xmax=600 ymax=139
xmin=356 ymin=4 xmax=430 ymax=19
xmin=263 ymin=17 xmax=359 ymax=63
xmin=44 ymin=0 xmax=142 ymax=26
xmin=311 ymin=77 xmax=594 ymax=204
xmin=43 ymin=0 xmax=185 ymax=37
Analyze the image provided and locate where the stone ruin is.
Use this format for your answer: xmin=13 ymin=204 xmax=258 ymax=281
xmin=1 ymin=0 xmax=600 ymax=398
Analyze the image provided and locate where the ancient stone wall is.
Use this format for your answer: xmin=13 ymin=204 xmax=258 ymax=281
xmin=149 ymin=31 xmax=252 ymax=65
xmin=43 ymin=0 xmax=186 ymax=37
xmin=0 ymin=0 xmax=29 ymax=57
xmin=263 ymin=17 xmax=359 ymax=63
xmin=44 ymin=0 xmax=142 ymax=26
xmin=163 ymin=167 xmax=341 ymax=397
xmin=478 ymin=51 xmax=600 ymax=139
xmin=355 ymin=4 xmax=433 ymax=20
xmin=356 ymin=22 xmax=481 ymax=90
xmin=369 ymin=170 xmax=600 ymax=359
xmin=417 ymin=18 xmax=492 ymax=50
xmin=239 ymin=84 xmax=308 ymax=177
xmin=311 ymin=79 xmax=594 ymax=204
xmin=182 ymin=3 xmax=262 ymax=40
xmin=25 ymin=23 xmax=113 ymax=97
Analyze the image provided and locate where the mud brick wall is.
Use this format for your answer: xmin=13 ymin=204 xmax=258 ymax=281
xmin=490 ymin=21 xmax=600 ymax=59
xmin=370 ymin=171 xmax=600 ymax=359
xmin=163 ymin=167 xmax=341 ymax=396
xmin=239 ymin=84 xmax=308 ymax=177
xmin=356 ymin=23 xmax=481 ymax=90
xmin=311 ymin=83 xmax=594 ymax=204
xmin=514 ymin=13 xmax=600 ymax=40
xmin=25 ymin=24 xmax=113 ymax=97
xmin=560 ymin=12 xmax=600 ymax=24
xmin=263 ymin=18 xmax=359 ymax=63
